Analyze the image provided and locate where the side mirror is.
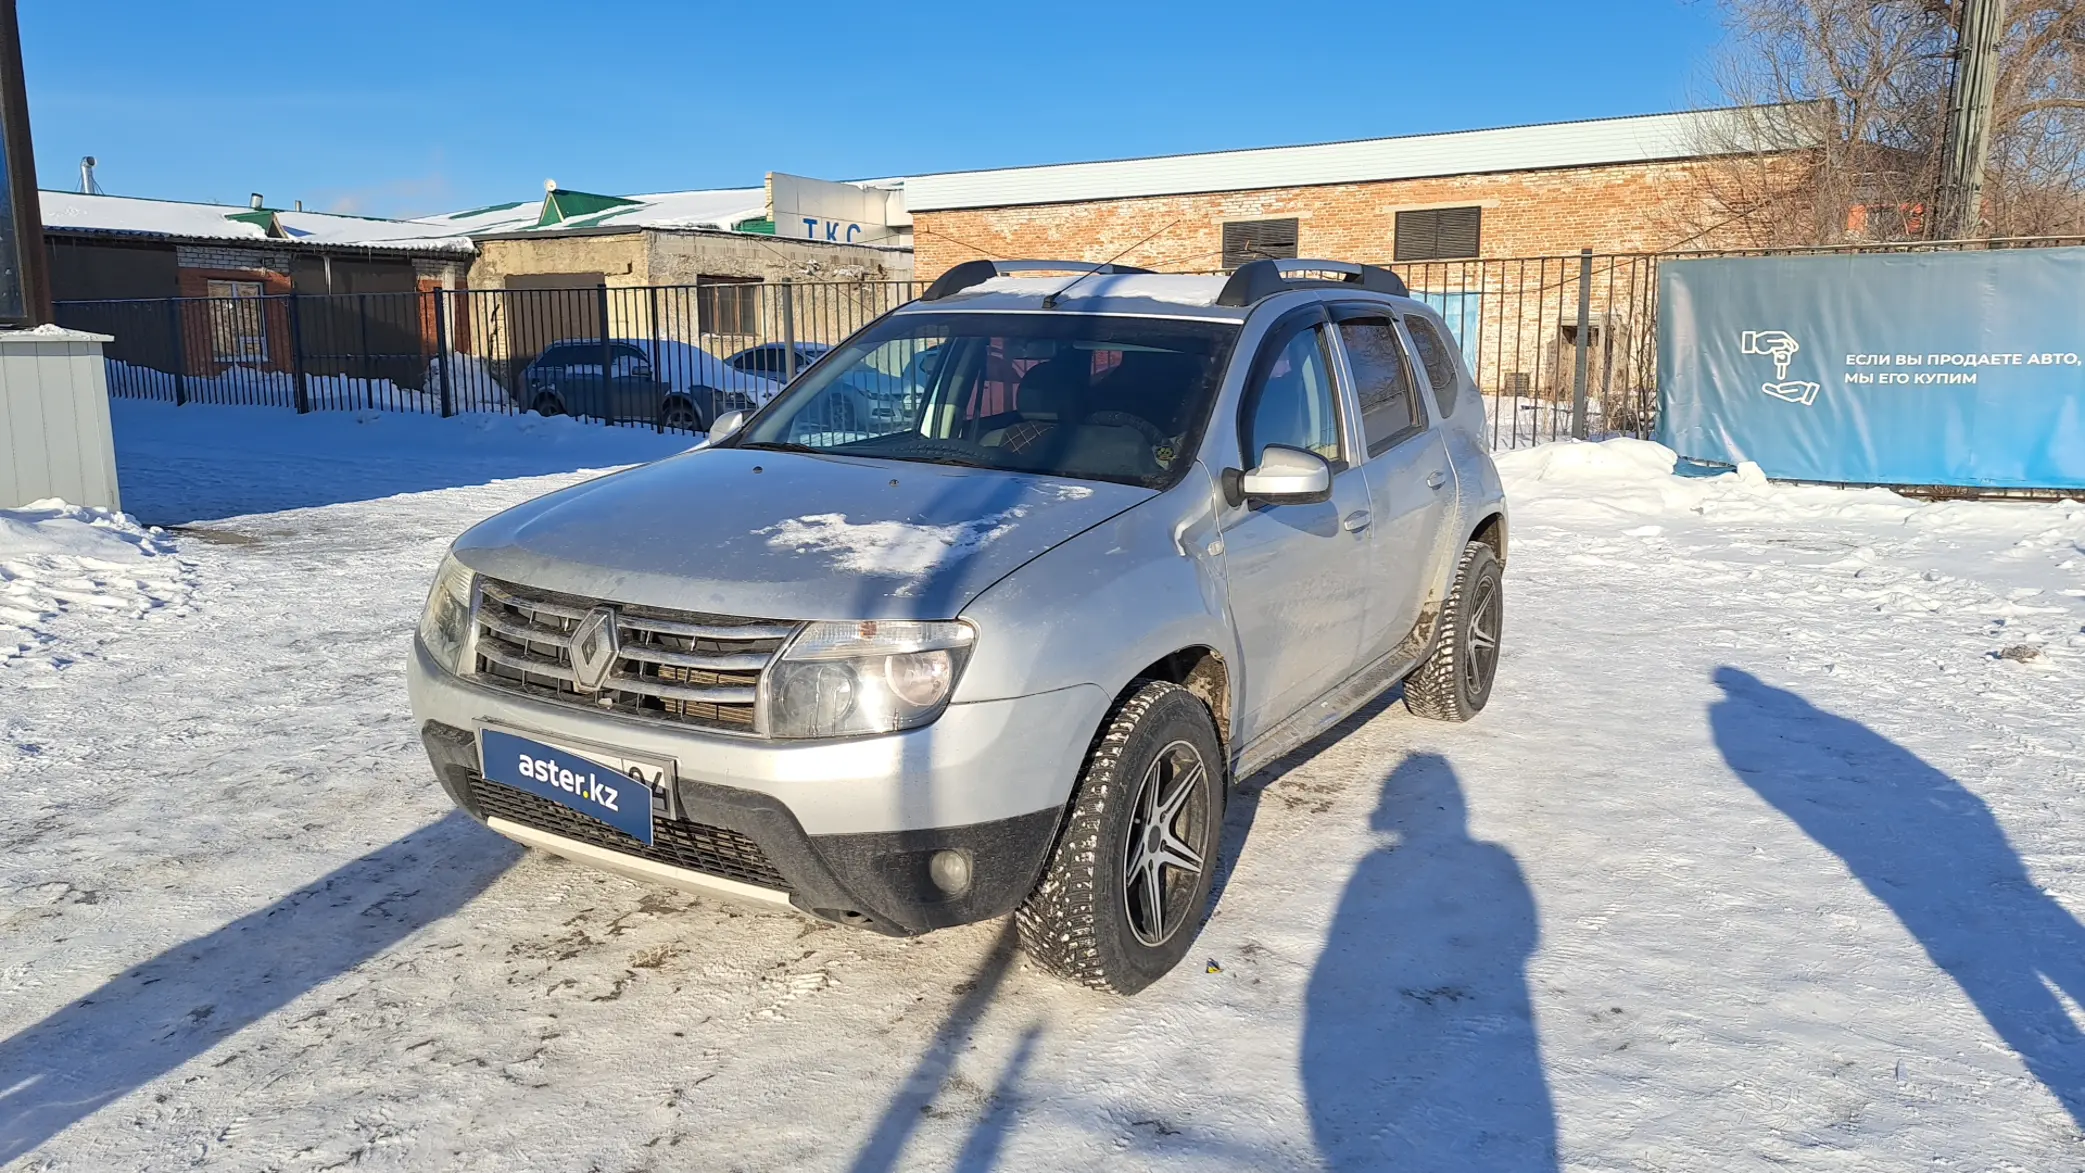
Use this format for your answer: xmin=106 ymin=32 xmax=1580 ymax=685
xmin=1222 ymin=444 xmax=1333 ymax=507
xmin=709 ymin=408 xmax=749 ymax=440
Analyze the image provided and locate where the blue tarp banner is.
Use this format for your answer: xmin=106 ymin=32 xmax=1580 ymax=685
xmin=1655 ymin=249 xmax=2085 ymax=489
xmin=1411 ymin=290 xmax=1483 ymax=362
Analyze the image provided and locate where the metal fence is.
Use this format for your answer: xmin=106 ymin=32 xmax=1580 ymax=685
xmin=55 ymin=237 xmax=2081 ymax=447
xmin=1387 ymin=251 xmax=1659 ymax=450
xmin=56 ymin=279 xmax=923 ymax=433
xmin=62 ymin=266 xmax=1656 ymax=448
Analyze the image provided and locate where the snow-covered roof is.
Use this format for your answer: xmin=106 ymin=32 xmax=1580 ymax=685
xmin=40 ymin=191 xmax=475 ymax=254
xmin=904 ymin=107 xmax=1800 ymax=211
xmin=948 ymin=273 xmax=1233 ymax=307
xmin=415 ymin=186 xmax=768 ymax=237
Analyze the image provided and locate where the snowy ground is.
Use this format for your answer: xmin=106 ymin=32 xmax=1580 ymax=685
xmin=2 ymin=407 xmax=2082 ymax=1171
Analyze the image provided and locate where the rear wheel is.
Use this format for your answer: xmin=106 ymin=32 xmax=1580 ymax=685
xmin=1404 ymin=540 xmax=1504 ymax=722
xmin=1018 ymin=681 xmax=1224 ymax=994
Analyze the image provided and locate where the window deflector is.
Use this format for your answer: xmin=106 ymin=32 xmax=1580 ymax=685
xmin=1237 ymin=306 xmax=1344 ymax=473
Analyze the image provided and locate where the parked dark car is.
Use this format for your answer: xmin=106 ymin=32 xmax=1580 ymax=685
xmin=519 ymin=339 xmax=784 ymax=431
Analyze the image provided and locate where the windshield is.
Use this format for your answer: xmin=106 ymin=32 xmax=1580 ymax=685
xmin=735 ymin=311 xmax=1239 ymax=488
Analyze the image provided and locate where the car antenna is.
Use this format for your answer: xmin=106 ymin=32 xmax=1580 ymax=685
xmin=1041 ymin=219 xmax=1182 ymax=309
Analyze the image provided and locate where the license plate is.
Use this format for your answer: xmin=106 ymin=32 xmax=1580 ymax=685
xmin=479 ymin=727 xmax=668 ymax=844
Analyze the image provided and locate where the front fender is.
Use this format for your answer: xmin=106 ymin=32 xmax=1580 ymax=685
xmin=955 ymin=465 xmax=1237 ymax=720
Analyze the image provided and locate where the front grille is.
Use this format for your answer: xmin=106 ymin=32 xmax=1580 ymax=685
xmin=472 ymin=578 xmax=796 ymax=733
xmin=470 ymin=776 xmax=791 ymax=892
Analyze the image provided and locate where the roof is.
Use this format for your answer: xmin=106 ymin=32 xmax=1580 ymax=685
xmin=414 ymin=186 xmax=769 ymax=237
xmin=902 ymin=107 xmax=1800 ymax=212
xmin=895 ymin=273 xmax=1248 ymax=319
xmin=40 ymin=190 xmax=476 ymax=254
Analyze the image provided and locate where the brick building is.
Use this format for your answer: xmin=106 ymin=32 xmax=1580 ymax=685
xmin=902 ymin=108 xmax=1784 ymax=281
xmin=902 ymin=109 xmax=1803 ymax=436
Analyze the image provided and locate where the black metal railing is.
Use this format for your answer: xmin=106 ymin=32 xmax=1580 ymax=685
xmin=56 ymin=279 xmax=923 ymax=432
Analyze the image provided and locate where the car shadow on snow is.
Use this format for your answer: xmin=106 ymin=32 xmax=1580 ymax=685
xmin=0 ymin=811 xmax=520 ymax=1164
xmin=1298 ymin=750 xmax=1561 ymax=1171
xmin=1710 ymin=666 xmax=2085 ymax=1131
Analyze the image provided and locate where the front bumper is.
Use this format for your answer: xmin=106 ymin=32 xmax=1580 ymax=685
xmin=408 ymin=639 xmax=1108 ymax=935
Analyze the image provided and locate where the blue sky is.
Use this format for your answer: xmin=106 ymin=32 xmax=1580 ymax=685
xmin=23 ymin=0 xmax=1728 ymax=219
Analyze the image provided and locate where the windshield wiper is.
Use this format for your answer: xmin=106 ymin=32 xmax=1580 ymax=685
xmin=735 ymin=440 xmax=821 ymax=454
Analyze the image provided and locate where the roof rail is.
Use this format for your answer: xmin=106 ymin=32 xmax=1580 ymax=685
xmin=920 ymin=258 xmax=1155 ymax=301
xmin=1214 ymin=258 xmax=1409 ymax=307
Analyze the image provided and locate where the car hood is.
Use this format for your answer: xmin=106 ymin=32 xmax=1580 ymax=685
xmin=452 ymin=447 xmax=1154 ymax=620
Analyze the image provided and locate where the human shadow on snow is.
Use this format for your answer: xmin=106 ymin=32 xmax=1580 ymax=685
xmin=1301 ymin=751 xmax=1559 ymax=1170
xmin=1711 ymin=666 xmax=2085 ymax=1130
xmin=0 ymin=811 xmax=519 ymax=1163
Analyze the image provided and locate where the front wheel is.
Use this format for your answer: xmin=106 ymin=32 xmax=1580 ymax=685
xmin=1018 ymin=681 xmax=1224 ymax=994
xmin=1404 ymin=540 xmax=1504 ymax=722
xmin=530 ymin=391 xmax=565 ymax=418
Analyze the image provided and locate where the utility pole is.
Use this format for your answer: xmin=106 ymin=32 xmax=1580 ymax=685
xmin=1935 ymin=0 xmax=2005 ymax=241
xmin=0 ymin=0 xmax=49 ymax=325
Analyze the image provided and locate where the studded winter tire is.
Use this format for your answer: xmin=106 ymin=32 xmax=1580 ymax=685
xmin=1404 ymin=540 xmax=1504 ymax=722
xmin=1017 ymin=680 xmax=1225 ymax=994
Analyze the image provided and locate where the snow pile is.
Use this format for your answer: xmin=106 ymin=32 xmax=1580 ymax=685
xmin=0 ymin=500 xmax=189 ymax=668
xmin=1498 ymin=438 xmax=2085 ymax=669
xmin=106 ymin=357 xmax=514 ymax=415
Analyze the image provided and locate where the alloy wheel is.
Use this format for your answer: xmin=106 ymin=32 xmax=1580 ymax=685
xmin=1121 ymin=739 xmax=1212 ymax=947
xmin=1463 ymin=574 xmax=1501 ymax=699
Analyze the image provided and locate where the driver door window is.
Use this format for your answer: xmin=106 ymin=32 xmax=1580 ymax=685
xmin=1240 ymin=323 xmax=1343 ymax=467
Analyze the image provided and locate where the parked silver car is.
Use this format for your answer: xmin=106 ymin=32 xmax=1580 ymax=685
xmin=410 ymin=257 xmax=1508 ymax=993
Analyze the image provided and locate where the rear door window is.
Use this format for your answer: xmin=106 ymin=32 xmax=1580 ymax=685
xmin=1403 ymin=315 xmax=1463 ymax=417
xmin=1335 ymin=316 xmax=1424 ymax=455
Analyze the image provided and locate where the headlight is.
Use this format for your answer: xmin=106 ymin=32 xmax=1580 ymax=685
xmin=763 ymin=620 xmax=975 ymax=739
xmin=417 ymin=553 xmax=477 ymax=675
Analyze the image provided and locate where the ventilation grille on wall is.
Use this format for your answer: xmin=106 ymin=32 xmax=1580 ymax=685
xmin=1394 ymin=207 xmax=1482 ymax=262
xmin=1221 ymin=218 xmax=1300 ymax=271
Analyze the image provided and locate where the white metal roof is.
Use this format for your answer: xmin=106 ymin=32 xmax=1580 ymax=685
xmin=903 ymin=108 xmax=1786 ymax=212
xmin=41 ymin=190 xmax=475 ymax=253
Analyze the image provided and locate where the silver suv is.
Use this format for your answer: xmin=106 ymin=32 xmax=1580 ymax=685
xmin=409 ymin=258 xmax=1508 ymax=993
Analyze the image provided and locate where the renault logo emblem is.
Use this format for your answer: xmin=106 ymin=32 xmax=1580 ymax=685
xmin=570 ymin=606 xmax=620 ymax=693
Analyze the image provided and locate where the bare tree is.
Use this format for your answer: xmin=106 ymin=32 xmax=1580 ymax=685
xmin=1679 ymin=0 xmax=2085 ymax=247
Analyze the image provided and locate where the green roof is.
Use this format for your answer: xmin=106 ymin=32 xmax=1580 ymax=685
xmin=538 ymin=189 xmax=642 ymax=227
xmin=224 ymin=209 xmax=279 ymax=232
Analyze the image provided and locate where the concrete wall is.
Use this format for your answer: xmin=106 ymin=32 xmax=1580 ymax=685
xmin=467 ymin=229 xmax=912 ymax=291
xmin=1 ymin=329 xmax=121 ymax=511
xmin=910 ymin=157 xmax=1751 ymax=280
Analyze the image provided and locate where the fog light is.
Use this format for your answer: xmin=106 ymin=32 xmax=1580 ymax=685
xmin=927 ymin=849 xmax=972 ymax=896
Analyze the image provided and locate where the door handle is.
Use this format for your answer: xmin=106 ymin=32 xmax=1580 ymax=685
xmin=1342 ymin=509 xmax=1372 ymax=533
xmin=1425 ymin=470 xmax=1449 ymax=490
